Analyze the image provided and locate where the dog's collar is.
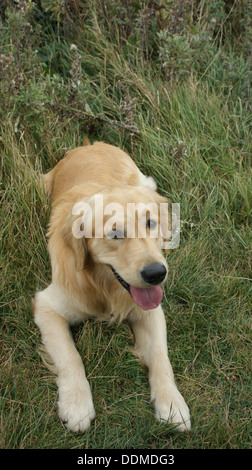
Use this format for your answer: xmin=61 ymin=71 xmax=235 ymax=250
xmin=110 ymin=266 xmax=131 ymax=294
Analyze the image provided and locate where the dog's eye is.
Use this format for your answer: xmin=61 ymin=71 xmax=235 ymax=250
xmin=106 ymin=229 xmax=124 ymax=239
xmin=147 ymin=219 xmax=157 ymax=230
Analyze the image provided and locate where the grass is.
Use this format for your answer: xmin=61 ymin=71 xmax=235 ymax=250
xmin=0 ymin=1 xmax=251 ymax=449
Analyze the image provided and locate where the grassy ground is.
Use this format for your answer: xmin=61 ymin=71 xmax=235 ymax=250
xmin=0 ymin=1 xmax=251 ymax=449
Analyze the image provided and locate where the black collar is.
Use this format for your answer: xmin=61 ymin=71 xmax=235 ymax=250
xmin=110 ymin=266 xmax=131 ymax=293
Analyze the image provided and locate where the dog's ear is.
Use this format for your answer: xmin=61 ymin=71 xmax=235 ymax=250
xmin=62 ymin=211 xmax=89 ymax=270
xmin=47 ymin=197 xmax=91 ymax=290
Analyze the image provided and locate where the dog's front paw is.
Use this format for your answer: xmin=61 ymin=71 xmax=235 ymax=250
xmin=57 ymin=379 xmax=96 ymax=432
xmin=154 ymin=385 xmax=191 ymax=432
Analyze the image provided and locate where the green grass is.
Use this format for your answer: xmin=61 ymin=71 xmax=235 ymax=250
xmin=0 ymin=1 xmax=251 ymax=449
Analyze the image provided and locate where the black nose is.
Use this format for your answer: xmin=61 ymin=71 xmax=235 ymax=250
xmin=141 ymin=263 xmax=167 ymax=285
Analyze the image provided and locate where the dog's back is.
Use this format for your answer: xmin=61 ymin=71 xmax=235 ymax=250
xmin=43 ymin=142 xmax=141 ymax=202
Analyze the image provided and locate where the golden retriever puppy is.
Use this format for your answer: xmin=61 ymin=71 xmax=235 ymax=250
xmin=33 ymin=141 xmax=191 ymax=432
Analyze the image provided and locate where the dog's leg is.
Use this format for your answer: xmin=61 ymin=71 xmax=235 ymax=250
xmin=129 ymin=306 xmax=191 ymax=431
xmin=33 ymin=290 xmax=95 ymax=432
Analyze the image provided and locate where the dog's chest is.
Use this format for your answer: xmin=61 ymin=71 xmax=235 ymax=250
xmin=73 ymin=282 xmax=130 ymax=322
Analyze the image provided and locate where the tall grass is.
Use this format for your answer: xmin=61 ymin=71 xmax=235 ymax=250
xmin=0 ymin=1 xmax=251 ymax=449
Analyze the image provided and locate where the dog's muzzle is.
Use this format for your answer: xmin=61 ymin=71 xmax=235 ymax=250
xmin=109 ymin=265 xmax=164 ymax=311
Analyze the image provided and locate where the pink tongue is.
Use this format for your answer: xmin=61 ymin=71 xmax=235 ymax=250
xmin=130 ymin=285 xmax=163 ymax=310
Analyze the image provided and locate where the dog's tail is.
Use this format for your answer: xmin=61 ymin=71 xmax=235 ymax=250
xmin=42 ymin=168 xmax=55 ymax=197
xmin=83 ymin=136 xmax=91 ymax=146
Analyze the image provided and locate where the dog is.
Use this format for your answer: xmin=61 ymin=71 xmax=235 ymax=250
xmin=33 ymin=140 xmax=191 ymax=432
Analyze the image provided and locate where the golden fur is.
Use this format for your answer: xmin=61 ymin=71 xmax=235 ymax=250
xmin=33 ymin=141 xmax=191 ymax=432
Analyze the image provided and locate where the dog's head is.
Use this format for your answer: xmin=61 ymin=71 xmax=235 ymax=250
xmin=57 ymin=185 xmax=169 ymax=311
xmin=48 ymin=185 xmax=170 ymax=311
